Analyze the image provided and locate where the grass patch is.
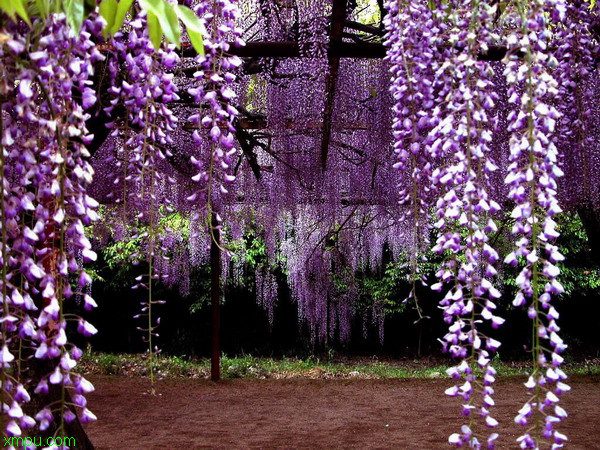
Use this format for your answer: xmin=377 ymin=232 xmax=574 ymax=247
xmin=78 ymin=351 xmax=600 ymax=380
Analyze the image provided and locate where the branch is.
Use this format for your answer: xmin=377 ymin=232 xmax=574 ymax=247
xmin=234 ymin=125 xmax=263 ymax=181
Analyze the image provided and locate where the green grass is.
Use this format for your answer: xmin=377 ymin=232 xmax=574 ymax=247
xmin=78 ymin=350 xmax=600 ymax=380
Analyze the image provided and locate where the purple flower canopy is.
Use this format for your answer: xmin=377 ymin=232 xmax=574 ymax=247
xmin=1 ymin=0 xmax=599 ymax=446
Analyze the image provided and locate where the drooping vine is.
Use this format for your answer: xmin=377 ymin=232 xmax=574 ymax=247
xmin=383 ymin=0 xmax=438 ymax=320
xmin=0 ymin=11 xmax=103 ymax=438
xmin=105 ymin=10 xmax=181 ymax=392
xmin=502 ymin=0 xmax=570 ymax=446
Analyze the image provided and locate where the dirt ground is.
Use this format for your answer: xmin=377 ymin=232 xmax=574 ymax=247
xmin=85 ymin=375 xmax=600 ymax=449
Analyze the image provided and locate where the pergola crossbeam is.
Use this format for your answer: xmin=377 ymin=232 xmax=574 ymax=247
xmin=180 ymin=41 xmax=513 ymax=61
xmin=181 ymin=40 xmax=386 ymax=58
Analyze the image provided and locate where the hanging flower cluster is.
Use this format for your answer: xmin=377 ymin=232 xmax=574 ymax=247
xmin=0 ymin=13 xmax=102 ymax=437
xmin=383 ymin=0 xmax=437 ymax=309
xmin=105 ymin=12 xmax=180 ymax=389
xmin=187 ymin=0 xmax=244 ymax=231
xmin=386 ymin=0 xmax=505 ymax=445
xmin=554 ymin=0 xmax=598 ymax=207
xmin=428 ymin=1 xmax=506 ymax=447
xmin=255 ymin=265 xmax=278 ymax=326
xmin=503 ymin=0 xmax=570 ymax=447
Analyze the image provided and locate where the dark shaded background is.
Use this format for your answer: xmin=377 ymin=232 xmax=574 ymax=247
xmin=76 ymin=261 xmax=600 ymax=361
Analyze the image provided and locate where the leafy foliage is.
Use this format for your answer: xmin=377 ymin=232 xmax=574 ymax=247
xmin=0 ymin=0 xmax=206 ymax=53
xmin=99 ymin=0 xmax=133 ymax=37
xmin=502 ymin=213 xmax=600 ymax=299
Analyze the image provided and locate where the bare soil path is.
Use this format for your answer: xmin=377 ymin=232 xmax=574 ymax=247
xmin=85 ymin=375 xmax=600 ymax=449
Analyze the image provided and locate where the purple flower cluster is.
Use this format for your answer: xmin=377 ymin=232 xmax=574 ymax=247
xmin=554 ymin=0 xmax=598 ymax=207
xmin=385 ymin=0 xmax=506 ymax=446
xmin=106 ymin=13 xmax=180 ymax=216
xmin=187 ymin=0 xmax=244 ymax=230
xmin=104 ymin=11 xmax=181 ymax=389
xmin=0 ymin=13 xmax=103 ymax=437
xmin=430 ymin=2 xmax=504 ymax=447
xmin=255 ymin=265 xmax=278 ymax=326
xmin=383 ymin=0 xmax=437 ymax=306
xmin=502 ymin=0 xmax=569 ymax=446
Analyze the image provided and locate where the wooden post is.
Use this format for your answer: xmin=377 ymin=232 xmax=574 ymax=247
xmin=320 ymin=0 xmax=347 ymax=171
xmin=210 ymin=214 xmax=221 ymax=382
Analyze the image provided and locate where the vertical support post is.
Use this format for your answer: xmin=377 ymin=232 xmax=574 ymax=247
xmin=320 ymin=0 xmax=347 ymax=170
xmin=210 ymin=214 xmax=221 ymax=382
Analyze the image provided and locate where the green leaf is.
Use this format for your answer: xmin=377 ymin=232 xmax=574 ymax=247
xmin=48 ymin=0 xmax=62 ymax=14
xmin=33 ymin=0 xmax=50 ymax=18
xmin=99 ymin=0 xmax=118 ymax=37
xmin=139 ymin=0 xmax=181 ymax=47
xmin=146 ymin=11 xmax=162 ymax=50
xmin=0 ymin=0 xmax=17 ymax=21
xmin=162 ymin=0 xmax=181 ymax=46
xmin=111 ymin=0 xmax=134 ymax=35
xmin=175 ymin=5 xmax=206 ymax=56
xmin=13 ymin=0 xmax=30 ymax=24
xmin=100 ymin=0 xmax=133 ymax=37
xmin=63 ymin=0 xmax=85 ymax=32
xmin=0 ymin=0 xmax=30 ymax=24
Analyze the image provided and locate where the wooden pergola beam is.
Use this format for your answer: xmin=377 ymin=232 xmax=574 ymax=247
xmin=345 ymin=20 xmax=384 ymax=36
xmin=180 ymin=41 xmax=514 ymax=62
xmin=182 ymin=119 xmax=369 ymax=131
xmin=182 ymin=40 xmax=386 ymax=58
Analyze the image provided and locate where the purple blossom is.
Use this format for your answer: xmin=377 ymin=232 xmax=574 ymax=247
xmin=385 ymin=0 xmax=504 ymax=444
xmin=503 ymin=0 xmax=570 ymax=445
xmin=0 ymin=11 xmax=102 ymax=436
